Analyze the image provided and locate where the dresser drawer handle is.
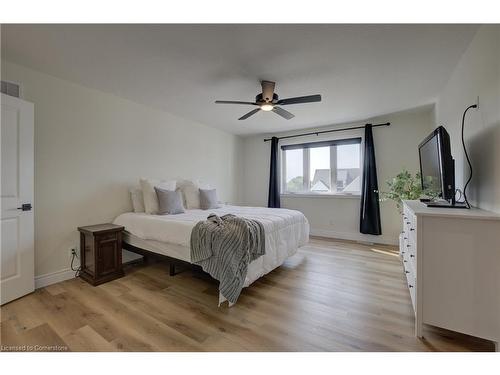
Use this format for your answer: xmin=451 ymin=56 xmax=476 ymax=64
xmin=410 ymin=228 xmax=415 ymax=231
xmin=403 ymin=260 xmax=407 ymax=263
xmin=406 ymin=221 xmax=410 ymax=225
xmin=410 ymin=254 xmax=415 ymax=258
xmin=406 ymin=244 xmax=411 ymax=248
xmin=405 ymin=270 xmax=410 ymax=274
xmin=404 ymin=237 xmax=408 ymax=240
xmin=401 ymin=251 xmax=405 ymax=254
xmin=408 ymin=284 xmax=414 ymax=288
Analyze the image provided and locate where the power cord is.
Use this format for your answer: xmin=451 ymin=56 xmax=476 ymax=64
xmin=461 ymin=104 xmax=477 ymax=209
xmin=70 ymin=249 xmax=81 ymax=277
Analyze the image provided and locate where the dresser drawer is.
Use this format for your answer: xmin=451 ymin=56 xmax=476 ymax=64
xmin=404 ymin=216 xmax=416 ymax=237
xmin=402 ymin=255 xmax=416 ymax=311
xmin=401 ymin=237 xmax=416 ymax=266
xmin=403 ymin=251 xmax=415 ymax=279
xmin=407 ymin=273 xmax=416 ymax=311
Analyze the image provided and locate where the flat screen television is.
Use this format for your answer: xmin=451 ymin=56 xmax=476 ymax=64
xmin=418 ymin=126 xmax=467 ymax=208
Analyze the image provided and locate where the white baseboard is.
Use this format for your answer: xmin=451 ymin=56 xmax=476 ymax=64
xmin=309 ymin=228 xmax=398 ymax=245
xmin=34 ymin=250 xmax=140 ymax=289
xmin=35 ymin=268 xmax=76 ymax=289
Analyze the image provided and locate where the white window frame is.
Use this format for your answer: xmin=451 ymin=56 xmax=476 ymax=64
xmin=279 ymin=129 xmax=364 ymax=198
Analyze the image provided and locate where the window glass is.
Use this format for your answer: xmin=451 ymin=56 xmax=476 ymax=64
xmin=281 ymin=139 xmax=361 ymax=195
xmin=285 ymin=149 xmax=304 ymax=192
xmin=309 ymin=146 xmax=330 ymax=192
xmin=336 ymin=144 xmax=361 ymax=193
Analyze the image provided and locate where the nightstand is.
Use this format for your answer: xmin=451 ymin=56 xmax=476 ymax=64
xmin=77 ymin=223 xmax=125 ymax=286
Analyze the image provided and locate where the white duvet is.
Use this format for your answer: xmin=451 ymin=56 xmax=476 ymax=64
xmin=114 ymin=205 xmax=309 ymax=287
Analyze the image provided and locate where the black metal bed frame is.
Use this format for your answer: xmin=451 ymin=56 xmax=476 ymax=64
xmin=122 ymin=241 xmax=203 ymax=277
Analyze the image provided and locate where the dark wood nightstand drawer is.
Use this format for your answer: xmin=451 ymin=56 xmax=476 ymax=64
xmin=97 ymin=232 xmax=119 ymax=242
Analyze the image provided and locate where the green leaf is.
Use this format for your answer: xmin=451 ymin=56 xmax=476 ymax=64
xmin=380 ymin=169 xmax=423 ymax=213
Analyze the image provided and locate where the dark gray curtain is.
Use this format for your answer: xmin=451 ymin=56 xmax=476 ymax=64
xmin=268 ymin=136 xmax=281 ymax=208
xmin=360 ymin=124 xmax=382 ymax=235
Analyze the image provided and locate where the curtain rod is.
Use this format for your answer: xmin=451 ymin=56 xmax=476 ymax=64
xmin=263 ymin=122 xmax=391 ymax=142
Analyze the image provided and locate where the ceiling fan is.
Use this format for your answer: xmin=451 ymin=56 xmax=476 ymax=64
xmin=215 ymin=80 xmax=322 ymax=120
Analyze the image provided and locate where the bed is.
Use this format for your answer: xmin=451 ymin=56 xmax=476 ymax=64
xmin=113 ymin=205 xmax=309 ymax=288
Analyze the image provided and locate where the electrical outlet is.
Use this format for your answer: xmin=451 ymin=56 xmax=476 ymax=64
xmin=69 ymin=247 xmax=78 ymax=259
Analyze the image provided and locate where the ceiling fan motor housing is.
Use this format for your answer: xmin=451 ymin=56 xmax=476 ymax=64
xmin=256 ymin=93 xmax=279 ymax=103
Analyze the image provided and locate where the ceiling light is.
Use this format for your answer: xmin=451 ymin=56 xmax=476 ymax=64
xmin=260 ymin=103 xmax=274 ymax=111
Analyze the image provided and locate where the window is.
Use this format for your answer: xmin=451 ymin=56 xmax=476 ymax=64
xmin=281 ymin=137 xmax=362 ymax=195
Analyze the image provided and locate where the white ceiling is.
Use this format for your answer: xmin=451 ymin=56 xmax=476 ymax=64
xmin=1 ymin=24 xmax=478 ymax=135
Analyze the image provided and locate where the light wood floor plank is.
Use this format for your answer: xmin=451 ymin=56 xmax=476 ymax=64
xmin=0 ymin=237 xmax=494 ymax=351
xmin=63 ymin=325 xmax=116 ymax=352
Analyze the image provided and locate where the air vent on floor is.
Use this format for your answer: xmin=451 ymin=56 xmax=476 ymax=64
xmin=1 ymin=81 xmax=22 ymax=98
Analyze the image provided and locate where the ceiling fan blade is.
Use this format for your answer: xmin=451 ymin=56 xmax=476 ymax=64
xmin=215 ymin=100 xmax=257 ymax=105
xmin=277 ymin=94 xmax=322 ymax=106
xmin=272 ymin=106 xmax=295 ymax=120
xmin=261 ymin=81 xmax=276 ymax=102
xmin=238 ymin=108 xmax=261 ymax=120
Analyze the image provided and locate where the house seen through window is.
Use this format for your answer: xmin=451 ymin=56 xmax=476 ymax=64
xmin=281 ymin=138 xmax=362 ymax=195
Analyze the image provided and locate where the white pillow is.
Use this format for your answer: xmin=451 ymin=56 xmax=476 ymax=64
xmin=129 ymin=187 xmax=145 ymax=213
xmin=177 ymin=179 xmax=210 ymax=209
xmin=140 ymin=178 xmax=176 ymax=214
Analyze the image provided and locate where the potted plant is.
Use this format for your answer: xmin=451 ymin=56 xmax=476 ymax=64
xmin=381 ymin=170 xmax=423 ymax=213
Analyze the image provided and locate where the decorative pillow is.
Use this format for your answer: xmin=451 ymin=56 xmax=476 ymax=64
xmin=199 ymin=189 xmax=220 ymax=210
xmin=177 ymin=179 xmax=210 ymax=209
xmin=154 ymin=187 xmax=185 ymax=215
xmin=129 ymin=187 xmax=145 ymax=213
xmin=140 ymin=178 xmax=176 ymax=214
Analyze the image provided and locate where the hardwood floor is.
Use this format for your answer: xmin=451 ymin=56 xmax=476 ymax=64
xmin=0 ymin=237 xmax=494 ymax=351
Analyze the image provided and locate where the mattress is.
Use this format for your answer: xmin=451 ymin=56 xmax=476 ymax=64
xmin=114 ymin=205 xmax=309 ymax=287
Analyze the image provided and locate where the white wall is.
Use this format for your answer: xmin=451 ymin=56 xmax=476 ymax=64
xmin=1 ymin=61 xmax=242 ymax=279
xmin=241 ymin=107 xmax=434 ymax=244
xmin=436 ymin=25 xmax=500 ymax=213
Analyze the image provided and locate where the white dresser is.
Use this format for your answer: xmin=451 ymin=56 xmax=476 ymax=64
xmin=400 ymin=200 xmax=500 ymax=351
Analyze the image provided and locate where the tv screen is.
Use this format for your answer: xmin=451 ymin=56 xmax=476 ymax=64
xmin=418 ymin=126 xmax=469 ymax=208
xmin=418 ymin=126 xmax=455 ymax=203
xmin=419 ymin=134 xmax=442 ymax=197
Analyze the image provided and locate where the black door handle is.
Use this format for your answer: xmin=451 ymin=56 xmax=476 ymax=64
xmin=17 ymin=203 xmax=32 ymax=211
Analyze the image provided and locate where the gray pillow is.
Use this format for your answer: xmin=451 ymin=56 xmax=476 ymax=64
xmin=199 ymin=188 xmax=220 ymax=210
xmin=154 ymin=187 xmax=185 ymax=215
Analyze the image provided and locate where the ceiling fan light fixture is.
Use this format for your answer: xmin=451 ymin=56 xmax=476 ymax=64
xmin=215 ymin=80 xmax=321 ymax=120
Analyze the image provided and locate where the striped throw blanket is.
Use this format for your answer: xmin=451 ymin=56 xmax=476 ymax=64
xmin=190 ymin=213 xmax=265 ymax=304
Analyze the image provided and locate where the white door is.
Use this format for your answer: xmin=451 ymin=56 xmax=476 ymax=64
xmin=1 ymin=93 xmax=34 ymax=305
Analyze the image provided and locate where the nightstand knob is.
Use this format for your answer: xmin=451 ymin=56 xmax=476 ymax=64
xmin=408 ymin=284 xmax=414 ymax=288
xmin=410 ymin=254 xmax=415 ymax=258
xmin=406 ymin=244 xmax=410 ymax=248
xmin=410 ymin=228 xmax=415 ymax=231
xmin=405 ymin=271 xmax=410 ymax=274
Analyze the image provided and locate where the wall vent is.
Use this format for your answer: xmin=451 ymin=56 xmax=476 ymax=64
xmin=1 ymin=81 xmax=22 ymax=98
